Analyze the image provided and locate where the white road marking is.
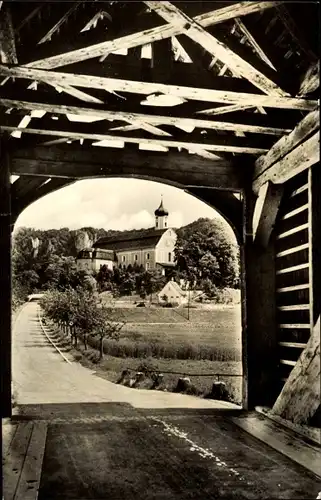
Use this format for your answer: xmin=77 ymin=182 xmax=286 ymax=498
xmin=152 ymin=418 xmax=244 ymax=479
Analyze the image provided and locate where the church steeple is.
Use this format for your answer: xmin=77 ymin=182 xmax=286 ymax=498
xmin=154 ymin=196 xmax=169 ymax=229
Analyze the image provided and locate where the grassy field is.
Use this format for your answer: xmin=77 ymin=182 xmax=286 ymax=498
xmin=46 ymin=304 xmax=243 ymax=404
xmin=95 ymin=305 xmax=242 ymax=362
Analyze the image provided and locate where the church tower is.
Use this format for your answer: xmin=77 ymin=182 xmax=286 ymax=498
xmin=154 ymin=197 xmax=169 ymax=229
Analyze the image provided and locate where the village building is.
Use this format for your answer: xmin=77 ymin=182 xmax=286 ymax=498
xmin=76 ymin=199 xmax=177 ymax=275
xmin=158 ymin=280 xmax=187 ymax=305
xmin=76 ymin=248 xmax=114 ymax=273
xmin=158 ymin=279 xmax=205 ymax=305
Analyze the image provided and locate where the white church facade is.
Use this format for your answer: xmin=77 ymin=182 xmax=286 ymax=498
xmin=76 ymin=199 xmax=177 ymax=275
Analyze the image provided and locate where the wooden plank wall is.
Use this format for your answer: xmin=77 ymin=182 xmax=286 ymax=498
xmin=274 ymin=169 xmax=312 ymax=398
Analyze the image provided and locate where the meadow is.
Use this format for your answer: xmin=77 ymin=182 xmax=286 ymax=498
xmin=96 ymin=305 xmax=242 ymax=362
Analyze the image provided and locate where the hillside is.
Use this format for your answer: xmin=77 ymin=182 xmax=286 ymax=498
xmin=12 ymin=217 xmax=240 ymax=303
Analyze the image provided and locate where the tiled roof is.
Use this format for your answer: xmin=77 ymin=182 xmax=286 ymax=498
xmin=93 ymin=227 xmax=168 ymax=251
xmin=93 ymin=249 xmax=115 ymax=260
xmin=77 ymin=249 xmax=92 ymax=259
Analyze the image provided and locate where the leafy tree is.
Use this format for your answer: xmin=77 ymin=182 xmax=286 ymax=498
xmin=175 ymin=218 xmax=240 ymax=291
xmin=91 ymin=301 xmax=125 ymax=359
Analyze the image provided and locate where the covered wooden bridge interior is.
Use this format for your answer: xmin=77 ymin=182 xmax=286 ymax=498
xmin=0 ymin=1 xmax=320 ymax=428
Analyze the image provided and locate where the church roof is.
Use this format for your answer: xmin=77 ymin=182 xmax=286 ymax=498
xmin=93 ymin=227 xmax=169 ymax=252
xmin=154 ymin=199 xmax=169 ymax=217
xmin=77 ymin=248 xmax=115 ymax=260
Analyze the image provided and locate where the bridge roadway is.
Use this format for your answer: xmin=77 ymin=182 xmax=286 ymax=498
xmin=4 ymin=302 xmax=321 ymax=499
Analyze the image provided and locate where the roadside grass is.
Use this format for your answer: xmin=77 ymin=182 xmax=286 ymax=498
xmin=91 ymin=356 xmax=243 ymax=404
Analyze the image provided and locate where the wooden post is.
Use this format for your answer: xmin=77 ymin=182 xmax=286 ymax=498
xmin=252 ymin=181 xmax=283 ymax=247
xmin=241 ymin=187 xmax=279 ymax=409
xmin=271 ymin=316 xmax=320 ymax=424
xmin=0 ymin=141 xmax=12 ymax=417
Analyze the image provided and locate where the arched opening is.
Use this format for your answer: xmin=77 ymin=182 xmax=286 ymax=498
xmin=12 ymin=177 xmax=243 ymax=411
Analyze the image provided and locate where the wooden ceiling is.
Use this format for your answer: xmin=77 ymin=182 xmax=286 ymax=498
xmin=0 ymin=1 xmax=319 ymax=223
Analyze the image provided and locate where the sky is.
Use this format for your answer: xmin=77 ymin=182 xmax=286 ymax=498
xmin=14 ymin=177 xmax=235 ymax=238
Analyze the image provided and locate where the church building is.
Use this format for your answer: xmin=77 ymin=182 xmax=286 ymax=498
xmin=76 ymin=199 xmax=177 ymax=275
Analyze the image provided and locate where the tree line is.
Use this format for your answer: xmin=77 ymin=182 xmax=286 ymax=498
xmin=12 ymin=218 xmax=240 ymax=307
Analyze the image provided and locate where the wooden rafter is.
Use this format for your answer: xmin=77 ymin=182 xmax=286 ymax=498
xmin=197 ymin=104 xmax=255 ymax=116
xmin=45 ymin=82 xmax=105 ymax=105
xmin=14 ymin=6 xmax=43 ymax=34
xmin=38 ymin=3 xmax=81 ymax=44
xmin=20 ymin=2 xmax=284 ymax=69
xmin=0 ymin=91 xmax=296 ymax=136
xmin=298 ymin=61 xmax=319 ymax=97
xmin=0 ymin=65 xmax=317 ymax=111
xmin=233 ymin=17 xmax=276 ymax=70
xmin=253 ymin=131 xmax=319 ymax=192
xmin=254 ymin=109 xmax=319 ymax=177
xmin=144 ymin=1 xmax=288 ymax=96
xmin=0 ymin=5 xmax=17 ymax=64
xmin=1 ymin=120 xmax=271 ymax=155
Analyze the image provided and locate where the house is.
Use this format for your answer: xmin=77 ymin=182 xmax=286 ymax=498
xmin=76 ymin=248 xmax=115 ymax=273
xmin=158 ymin=280 xmax=187 ymax=305
xmin=76 ymin=198 xmax=177 ymax=275
xmin=158 ymin=280 xmax=206 ymax=305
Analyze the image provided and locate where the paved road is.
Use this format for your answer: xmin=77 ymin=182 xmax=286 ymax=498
xmin=11 ymin=303 xmax=321 ymax=499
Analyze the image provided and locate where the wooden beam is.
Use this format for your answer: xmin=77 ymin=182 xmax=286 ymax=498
xmin=275 ymin=4 xmax=318 ymax=63
xmin=253 ymin=131 xmax=320 ymax=193
xmin=1 ymin=121 xmax=271 ymax=155
xmin=42 ymin=82 xmax=105 ymax=105
xmin=0 ymin=5 xmax=17 ymax=64
xmin=272 ymin=316 xmax=320 ymax=425
xmin=12 ymin=178 xmax=76 ymax=224
xmin=0 ymin=65 xmax=317 ymax=111
xmin=38 ymin=4 xmax=81 ymax=45
xmin=20 ymin=2 xmax=283 ymax=69
xmin=11 ymin=176 xmax=50 ymax=200
xmin=254 ymin=109 xmax=320 ymax=183
xmin=14 ymin=6 xmax=43 ymax=34
xmin=0 ymin=140 xmax=11 ymax=417
xmin=0 ymin=90 xmax=296 ymax=135
xmin=298 ymin=61 xmax=320 ymax=97
xmin=145 ymin=1 xmax=288 ymax=96
xmin=234 ymin=17 xmax=276 ymax=70
xmin=252 ymin=181 xmax=283 ymax=247
xmin=197 ymin=104 xmax=255 ymax=116
xmin=185 ymin=186 xmax=242 ymax=242
xmin=9 ymin=144 xmax=244 ymax=191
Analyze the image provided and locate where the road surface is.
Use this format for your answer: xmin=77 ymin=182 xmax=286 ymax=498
xmin=8 ymin=302 xmax=321 ymax=499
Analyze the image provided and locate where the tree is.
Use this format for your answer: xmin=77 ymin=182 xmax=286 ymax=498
xmin=91 ymin=301 xmax=125 ymax=359
xmin=175 ymin=218 xmax=240 ymax=291
xmin=40 ymin=288 xmax=125 ymax=355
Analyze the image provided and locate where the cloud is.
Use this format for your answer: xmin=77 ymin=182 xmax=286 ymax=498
xmin=14 ymin=178 xmax=236 ymax=241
